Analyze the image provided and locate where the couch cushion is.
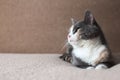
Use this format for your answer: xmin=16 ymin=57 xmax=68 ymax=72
xmin=0 ymin=54 xmax=119 ymax=80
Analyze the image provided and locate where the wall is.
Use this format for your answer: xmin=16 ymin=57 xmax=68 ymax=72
xmin=0 ymin=0 xmax=120 ymax=53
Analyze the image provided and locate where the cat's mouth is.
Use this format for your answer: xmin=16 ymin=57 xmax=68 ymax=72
xmin=68 ymin=39 xmax=79 ymax=43
xmin=70 ymin=40 xmax=74 ymax=42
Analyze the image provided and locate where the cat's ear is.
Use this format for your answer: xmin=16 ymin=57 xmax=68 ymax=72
xmin=84 ymin=10 xmax=94 ymax=25
xmin=71 ymin=18 xmax=77 ymax=25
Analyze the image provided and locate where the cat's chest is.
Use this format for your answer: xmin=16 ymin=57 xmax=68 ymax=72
xmin=72 ymin=47 xmax=92 ymax=59
xmin=72 ymin=45 xmax=106 ymax=65
xmin=72 ymin=46 xmax=99 ymax=64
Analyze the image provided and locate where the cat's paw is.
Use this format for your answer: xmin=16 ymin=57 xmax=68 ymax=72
xmin=86 ymin=66 xmax=95 ymax=70
xmin=60 ymin=54 xmax=72 ymax=63
xmin=95 ymin=64 xmax=108 ymax=69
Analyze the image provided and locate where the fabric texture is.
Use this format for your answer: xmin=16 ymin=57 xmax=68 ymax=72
xmin=0 ymin=54 xmax=119 ymax=80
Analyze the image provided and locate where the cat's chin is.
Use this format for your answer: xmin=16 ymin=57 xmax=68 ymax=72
xmin=68 ymin=40 xmax=78 ymax=46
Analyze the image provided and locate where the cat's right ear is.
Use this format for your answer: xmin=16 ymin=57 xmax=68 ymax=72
xmin=84 ymin=10 xmax=94 ymax=25
xmin=71 ymin=18 xmax=77 ymax=25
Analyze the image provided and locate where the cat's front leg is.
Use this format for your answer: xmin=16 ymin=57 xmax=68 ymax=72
xmin=60 ymin=43 xmax=73 ymax=63
xmin=71 ymin=55 xmax=91 ymax=69
xmin=71 ymin=54 xmax=80 ymax=66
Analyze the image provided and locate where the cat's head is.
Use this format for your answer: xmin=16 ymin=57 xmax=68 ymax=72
xmin=68 ymin=10 xmax=100 ymax=45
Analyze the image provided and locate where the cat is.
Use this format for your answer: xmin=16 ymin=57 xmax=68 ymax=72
xmin=60 ymin=10 xmax=115 ymax=69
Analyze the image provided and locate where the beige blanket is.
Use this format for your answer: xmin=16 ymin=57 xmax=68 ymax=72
xmin=0 ymin=54 xmax=119 ymax=80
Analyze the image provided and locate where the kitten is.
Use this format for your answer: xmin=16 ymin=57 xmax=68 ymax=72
xmin=60 ymin=10 xmax=115 ymax=69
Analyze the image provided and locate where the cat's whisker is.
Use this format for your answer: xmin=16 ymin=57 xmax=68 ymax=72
xmin=59 ymin=40 xmax=68 ymax=53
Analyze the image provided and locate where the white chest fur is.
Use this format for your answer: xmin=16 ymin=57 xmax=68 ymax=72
xmin=72 ymin=39 xmax=106 ymax=66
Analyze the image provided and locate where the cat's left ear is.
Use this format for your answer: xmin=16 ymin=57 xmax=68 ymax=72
xmin=84 ymin=10 xmax=94 ymax=25
xmin=71 ymin=18 xmax=77 ymax=25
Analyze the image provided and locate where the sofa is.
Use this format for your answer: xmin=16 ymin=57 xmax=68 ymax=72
xmin=0 ymin=53 xmax=120 ymax=80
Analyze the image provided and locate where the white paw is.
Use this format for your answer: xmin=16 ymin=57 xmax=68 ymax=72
xmin=86 ymin=66 xmax=95 ymax=70
xmin=95 ymin=64 xmax=108 ymax=69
